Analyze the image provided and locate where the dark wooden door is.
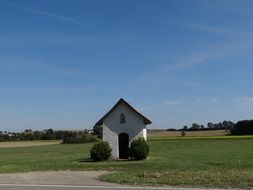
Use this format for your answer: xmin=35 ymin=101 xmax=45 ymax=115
xmin=118 ymin=133 xmax=129 ymax=159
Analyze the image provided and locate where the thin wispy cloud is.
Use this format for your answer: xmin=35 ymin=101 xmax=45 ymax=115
xmin=140 ymin=27 xmax=253 ymax=84
xmin=233 ymin=97 xmax=253 ymax=107
xmin=202 ymin=0 xmax=253 ymax=16
xmin=177 ymin=81 xmax=201 ymax=87
xmin=188 ymin=23 xmax=253 ymax=40
xmin=188 ymin=24 xmax=241 ymax=37
xmin=30 ymin=62 xmax=82 ymax=77
xmin=139 ymin=51 xmax=218 ymax=82
xmin=138 ymin=100 xmax=184 ymax=112
xmin=208 ymin=97 xmax=220 ymax=103
xmin=173 ymin=52 xmax=215 ymax=69
xmin=0 ymin=56 xmax=81 ymax=77
xmin=163 ymin=100 xmax=183 ymax=107
xmin=6 ymin=2 xmax=88 ymax=27
xmin=0 ymin=56 xmax=114 ymax=81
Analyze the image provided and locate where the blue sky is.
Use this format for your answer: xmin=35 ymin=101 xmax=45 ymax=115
xmin=1 ymin=0 xmax=253 ymax=131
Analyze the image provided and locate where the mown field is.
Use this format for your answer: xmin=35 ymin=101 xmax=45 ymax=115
xmin=0 ymin=135 xmax=252 ymax=189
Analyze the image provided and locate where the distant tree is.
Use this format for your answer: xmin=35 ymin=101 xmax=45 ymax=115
xmin=213 ymin=123 xmax=219 ymax=130
xmin=33 ymin=131 xmax=41 ymax=140
xmin=207 ymin=122 xmax=214 ymax=129
xmin=92 ymin=125 xmax=102 ymax=139
xmin=183 ymin=125 xmax=188 ymax=131
xmin=47 ymin=128 xmax=54 ymax=135
xmin=181 ymin=130 xmax=186 ymax=137
xmin=41 ymin=128 xmax=56 ymax=140
xmin=218 ymin=122 xmax=223 ymax=129
xmin=24 ymin=133 xmax=34 ymax=140
xmin=223 ymin=120 xmax=234 ymax=131
xmin=190 ymin=123 xmax=200 ymax=131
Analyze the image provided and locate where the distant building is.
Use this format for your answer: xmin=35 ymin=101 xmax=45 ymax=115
xmin=95 ymin=98 xmax=152 ymax=159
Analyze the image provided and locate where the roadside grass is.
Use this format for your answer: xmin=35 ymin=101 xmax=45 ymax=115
xmin=0 ymin=137 xmax=252 ymax=188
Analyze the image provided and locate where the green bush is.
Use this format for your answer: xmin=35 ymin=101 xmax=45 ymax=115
xmin=62 ymin=135 xmax=98 ymax=144
xmin=129 ymin=137 xmax=149 ymax=160
xmin=90 ymin=141 xmax=112 ymax=161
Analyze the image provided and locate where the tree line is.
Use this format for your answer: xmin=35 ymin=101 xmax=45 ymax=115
xmin=181 ymin=120 xmax=235 ymax=131
xmin=166 ymin=119 xmax=253 ymax=135
xmin=0 ymin=129 xmax=95 ymax=142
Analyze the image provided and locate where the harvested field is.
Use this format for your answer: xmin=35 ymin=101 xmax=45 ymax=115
xmin=0 ymin=141 xmax=61 ymax=148
xmin=148 ymin=129 xmax=230 ymax=138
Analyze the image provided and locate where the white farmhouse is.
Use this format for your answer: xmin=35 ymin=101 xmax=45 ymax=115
xmin=95 ymin=98 xmax=152 ymax=159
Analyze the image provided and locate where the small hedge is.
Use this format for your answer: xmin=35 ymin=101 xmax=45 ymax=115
xmin=62 ymin=135 xmax=98 ymax=144
xmin=90 ymin=141 xmax=112 ymax=161
xmin=129 ymin=137 xmax=149 ymax=160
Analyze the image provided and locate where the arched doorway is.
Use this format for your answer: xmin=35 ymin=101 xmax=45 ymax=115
xmin=118 ymin=133 xmax=129 ymax=159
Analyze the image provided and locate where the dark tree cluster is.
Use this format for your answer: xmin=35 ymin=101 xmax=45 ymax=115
xmin=231 ymin=120 xmax=253 ymax=135
xmin=92 ymin=125 xmax=103 ymax=139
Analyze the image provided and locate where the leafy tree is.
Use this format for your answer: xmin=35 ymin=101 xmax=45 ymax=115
xmin=183 ymin=125 xmax=188 ymax=131
xmin=190 ymin=123 xmax=200 ymax=131
xmin=223 ymin=120 xmax=234 ymax=131
xmin=92 ymin=125 xmax=102 ymax=139
xmin=207 ymin=122 xmax=214 ymax=129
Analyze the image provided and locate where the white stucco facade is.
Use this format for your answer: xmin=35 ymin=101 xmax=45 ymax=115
xmin=96 ymin=99 xmax=151 ymax=159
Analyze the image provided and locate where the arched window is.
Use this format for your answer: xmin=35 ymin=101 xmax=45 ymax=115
xmin=120 ymin=113 xmax=126 ymax=124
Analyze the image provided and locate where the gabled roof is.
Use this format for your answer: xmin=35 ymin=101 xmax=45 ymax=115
xmin=95 ymin=98 xmax=152 ymax=126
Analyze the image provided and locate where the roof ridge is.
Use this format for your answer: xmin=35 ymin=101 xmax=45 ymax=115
xmin=95 ymin=98 xmax=152 ymax=126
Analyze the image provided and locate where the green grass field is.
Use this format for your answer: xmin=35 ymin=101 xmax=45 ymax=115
xmin=0 ymin=137 xmax=252 ymax=189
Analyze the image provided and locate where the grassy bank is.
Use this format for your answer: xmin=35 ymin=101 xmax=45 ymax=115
xmin=0 ymin=137 xmax=252 ymax=188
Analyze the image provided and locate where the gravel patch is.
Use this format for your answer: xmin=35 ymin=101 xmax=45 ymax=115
xmin=0 ymin=171 xmax=116 ymax=186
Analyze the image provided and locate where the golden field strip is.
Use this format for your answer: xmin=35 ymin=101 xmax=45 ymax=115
xmin=148 ymin=129 xmax=230 ymax=138
xmin=0 ymin=140 xmax=61 ymax=148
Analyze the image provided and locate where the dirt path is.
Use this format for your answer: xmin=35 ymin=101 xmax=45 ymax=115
xmin=0 ymin=171 xmax=116 ymax=186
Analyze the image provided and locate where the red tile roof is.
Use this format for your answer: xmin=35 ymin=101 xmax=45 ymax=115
xmin=95 ymin=98 xmax=152 ymax=126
